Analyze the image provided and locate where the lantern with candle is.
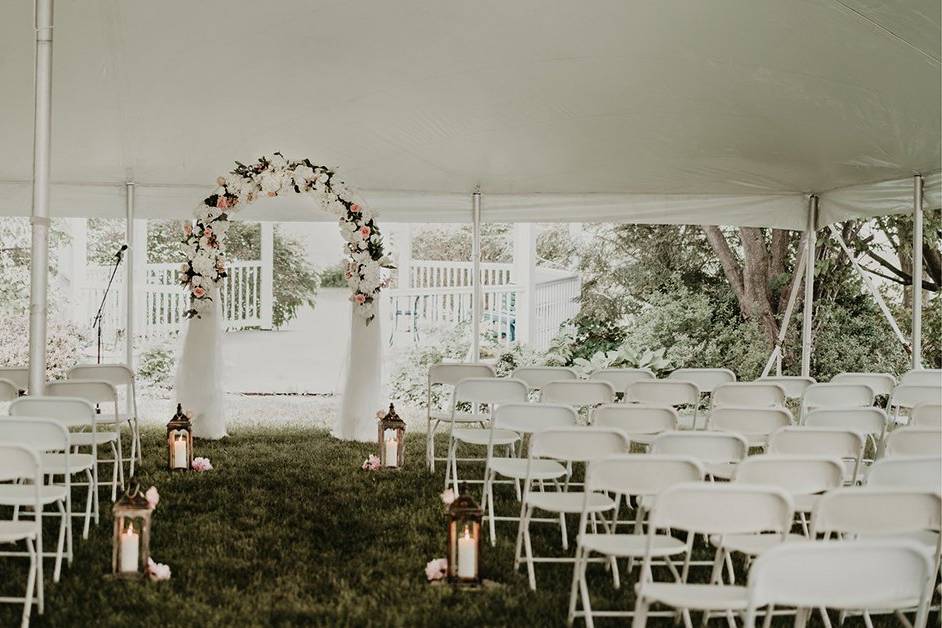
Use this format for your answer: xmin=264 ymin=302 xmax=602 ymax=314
xmin=446 ymin=485 xmax=482 ymax=586
xmin=377 ymin=403 xmax=406 ymax=469
xmin=166 ymin=403 xmax=193 ymax=471
xmin=111 ymin=480 xmax=152 ymax=578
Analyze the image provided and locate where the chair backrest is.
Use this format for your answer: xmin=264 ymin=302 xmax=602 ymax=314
xmin=0 ymin=418 xmax=69 ymax=452
xmin=803 ymin=407 xmax=888 ymax=435
xmin=591 ymin=404 xmax=677 ymax=435
xmin=831 ymin=372 xmax=897 ymax=397
xmin=812 ymin=487 xmax=942 ymax=537
xmin=0 ymin=442 xmax=42 ymax=489
xmin=428 ymin=363 xmax=496 ymax=387
xmin=45 ymin=379 xmax=119 ymax=405
xmin=9 ymin=396 xmax=97 ymax=428
xmin=68 ymin=363 xmax=134 ymax=388
xmin=651 ymin=431 xmax=749 ymax=465
xmin=746 ymin=540 xmax=933 ymax=619
xmin=511 ymin=366 xmax=577 ymax=390
xmin=626 ymin=380 xmax=699 ymax=407
xmin=712 ymin=383 xmax=785 ymax=408
xmin=734 ymin=454 xmax=844 ymax=496
xmin=867 ymin=456 xmax=942 ymax=493
xmin=884 ymin=428 xmax=942 ymax=457
xmin=590 ymin=368 xmax=654 ymax=393
xmin=451 ymin=377 xmax=528 ymax=407
xmin=707 ymin=407 xmax=792 ymax=438
xmin=493 ymin=402 xmax=578 ymax=434
xmin=769 ymin=427 xmax=865 ymax=461
xmin=668 ymin=368 xmax=736 ymax=393
xmin=757 ymin=376 xmax=816 ymax=400
xmin=911 ymin=403 xmax=942 ymax=428
xmin=528 ymin=426 xmax=630 ymax=463
xmin=801 ymin=383 xmax=875 ymax=418
xmin=540 ymin=380 xmax=615 ymax=406
xmin=0 ymin=378 xmax=18 ymax=401
xmin=0 ymin=367 xmax=29 ymax=391
xmin=890 ymin=384 xmax=942 ymax=411
xmin=900 ymin=369 xmax=942 ymax=387
xmin=586 ymin=454 xmax=704 ymax=497
xmin=648 ymin=482 xmax=793 ymax=535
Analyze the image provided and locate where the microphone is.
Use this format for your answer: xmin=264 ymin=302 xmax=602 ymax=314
xmin=114 ymin=244 xmax=128 ymax=260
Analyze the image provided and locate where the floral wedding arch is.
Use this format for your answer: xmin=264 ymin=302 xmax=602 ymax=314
xmin=175 ymin=152 xmax=390 ymax=443
xmin=179 ymin=152 xmax=391 ymax=321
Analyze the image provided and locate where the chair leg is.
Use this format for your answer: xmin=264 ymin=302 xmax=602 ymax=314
xmin=578 ymin=550 xmax=594 ymax=628
xmin=426 ymin=418 xmax=435 ymax=473
xmin=443 ymin=435 xmax=455 ymax=491
xmin=128 ymin=419 xmax=138 ymax=477
xmin=83 ymin=469 xmax=93 ymax=539
xmin=53 ymin=501 xmax=66 ymax=582
xmin=115 ymin=434 xmax=125 ymax=492
xmin=559 ymin=512 xmax=569 ymax=550
xmin=513 ymin=502 xmax=527 ymax=571
xmin=134 ymin=417 xmax=142 ymax=463
xmin=523 ymin=507 xmax=537 ymax=590
xmin=567 ymin=546 xmax=582 ymax=626
xmin=631 ymin=598 xmax=649 ymax=628
xmin=22 ymin=538 xmax=36 ymax=628
xmin=485 ymin=471 xmax=498 ymax=546
xmin=109 ymin=442 xmax=120 ymax=501
xmin=64 ymin=480 xmax=73 ymax=564
xmin=35 ymin=513 xmax=43 ymax=615
xmin=610 ymin=555 xmax=620 ymax=589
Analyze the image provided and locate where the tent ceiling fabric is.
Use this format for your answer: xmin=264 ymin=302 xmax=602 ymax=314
xmin=0 ymin=0 xmax=938 ymax=228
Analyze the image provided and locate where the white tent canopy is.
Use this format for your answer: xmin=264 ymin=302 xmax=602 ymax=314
xmin=0 ymin=0 xmax=939 ymax=228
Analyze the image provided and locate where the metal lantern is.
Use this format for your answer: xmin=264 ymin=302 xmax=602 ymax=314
xmin=111 ymin=480 xmax=152 ymax=578
xmin=166 ymin=403 xmax=193 ymax=471
xmin=447 ymin=485 xmax=482 ymax=585
xmin=377 ymin=403 xmax=406 ymax=468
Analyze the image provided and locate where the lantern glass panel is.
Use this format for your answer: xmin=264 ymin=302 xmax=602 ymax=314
xmin=377 ymin=404 xmax=406 ymax=468
xmin=447 ymin=491 xmax=482 ymax=585
xmin=167 ymin=403 xmax=193 ymax=471
xmin=112 ymin=484 xmax=152 ymax=578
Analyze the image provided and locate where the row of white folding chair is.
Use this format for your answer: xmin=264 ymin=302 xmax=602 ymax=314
xmin=888 ymin=384 xmax=942 ymax=425
xmin=426 ymin=363 xmax=496 ymax=472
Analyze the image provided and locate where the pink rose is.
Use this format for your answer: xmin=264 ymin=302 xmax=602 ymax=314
xmin=350 ymin=203 xmax=362 ymax=214
xmin=145 ymin=486 xmax=160 ymax=510
xmin=353 ymin=293 xmax=366 ymax=305
xmin=204 ymin=226 xmax=213 ymax=236
xmin=425 ymin=558 xmax=448 ymax=581
xmin=440 ymin=488 xmax=456 ymax=506
xmin=191 ymin=457 xmax=213 ymax=472
xmin=358 ymin=226 xmax=371 ymax=239
xmin=361 ymin=454 xmax=381 ymax=471
xmin=192 ymin=286 xmax=206 ymax=299
xmin=267 ymin=191 xmax=277 ymax=197
xmin=147 ymin=558 xmax=171 ymax=582
xmin=183 ymin=223 xmax=193 ymax=236
xmin=216 ymin=196 xmax=230 ymax=209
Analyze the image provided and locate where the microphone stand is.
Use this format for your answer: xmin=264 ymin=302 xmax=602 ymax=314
xmin=91 ymin=245 xmax=127 ymax=365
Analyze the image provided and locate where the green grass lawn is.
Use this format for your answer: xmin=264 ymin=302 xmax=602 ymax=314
xmin=0 ymin=428 xmax=927 ymax=627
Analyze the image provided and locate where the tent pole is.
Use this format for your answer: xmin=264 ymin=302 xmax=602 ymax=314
xmin=28 ymin=0 xmax=54 ymax=395
xmin=800 ymin=195 xmax=818 ymax=378
xmin=125 ymin=181 xmax=136 ymax=368
xmin=912 ymin=174 xmax=923 ymax=369
xmin=471 ymin=188 xmax=482 ymax=362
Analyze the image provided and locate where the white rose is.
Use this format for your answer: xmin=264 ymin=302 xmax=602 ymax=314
xmin=259 ymin=172 xmax=282 ymax=194
xmin=292 ymin=164 xmax=315 ymax=188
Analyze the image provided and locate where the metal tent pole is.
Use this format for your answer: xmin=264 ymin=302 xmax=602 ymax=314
xmin=125 ymin=181 xmax=136 ymax=368
xmin=912 ymin=174 xmax=924 ymax=369
xmin=471 ymin=188 xmax=482 ymax=362
xmin=800 ymin=195 xmax=818 ymax=378
xmin=28 ymin=0 xmax=54 ymax=395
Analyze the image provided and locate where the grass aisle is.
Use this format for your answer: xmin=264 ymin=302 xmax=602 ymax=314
xmin=2 ymin=427 xmax=900 ymax=627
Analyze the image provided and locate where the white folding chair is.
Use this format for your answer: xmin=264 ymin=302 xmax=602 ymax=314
xmin=626 ymin=380 xmax=701 ymax=429
xmin=481 ymin=403 xmax=578 ymax=544
xmin=632 ymin=483 xmax=794 ymax=627
xmin=0 ymin=420 xmax=75 ymax=584
xmin=900 ymin=369 xmax=942 ymax=387
xmin=515 ymin=427 xmax=630 ymax=590
xmin=888 ymin=384 xmax=942 ymax=426
xmin=885 ymin=427 xmax=942 ymax=458
xmin=591 ymin=404 xmax=677 ymax=447
xmin=513 ymin=366 xmax=578 ymax=393
xmin=68 ymin=364 xmax=141 ymax=474
xmin=0 ymin=368 xmax=29 ymax=394
xmin=651 ymin=430 xmax=749 ymax=480
xmin=769 ymin=427 xmax=866 ymax=485
xmin=803 ymin=407 xmax=889 ymax=462
xmin=590 ymin=368 xmax=654 ymax=399
xmin=911 ymin=403 xmax=942 ymax=429
xmin=444 ymin=377 xmax=528 ymax=492
xmin=13 ymin=396 xmax=110 ymax=514
xmin=0 ymin=442 xmax=43 ymax=627
xmin=745 ymin=540 xmax=934 ymax=628
xmin=868 ymin=456 xmax=942 ymax=493
xmin=712 ymin=383 xmax=786 ymax=409
xmin=831 ymin=372 xmax=897 ymax=397
xmin=668 ymin=368 xmax=736 ymax=394
xmin=800 ymin=383 xmax=874 ymax=423
xmin=568 ymin=454 xmax=705 ymax=626
xmin=425 ymin=363 xmax=496 ymax=472
xmin=541 ymin=380 xmax=615 ymax=419
xmin=0 ymin=379 xmax=19 ymax=402
xmin=757 ymin=376 xmax=815 ymax=400
xmin=706 ymin=407 xmax=792 ymax=450
xmin=44 ymin=382 xmax=125 ymax=500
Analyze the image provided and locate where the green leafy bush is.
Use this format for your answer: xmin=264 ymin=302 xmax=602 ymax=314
xmin=137 ymin=340 xmax=177 ymax=393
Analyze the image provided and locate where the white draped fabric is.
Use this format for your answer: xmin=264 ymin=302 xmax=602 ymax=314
xmin=175 ymin=289 xmax=227 ymax=440
xmin=332 ymin=309 xmax=384 ymax=442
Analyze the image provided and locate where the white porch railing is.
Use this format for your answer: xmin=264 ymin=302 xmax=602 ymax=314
xmin=410 ymin=260 xmax=512 ymax=288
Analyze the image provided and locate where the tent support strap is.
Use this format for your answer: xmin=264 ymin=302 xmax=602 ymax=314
xmin=828 ymin=224 xmax=910 ymax=351
xmin=28 ymin=0 xmax=54 ymax=395
xmin=800 ymin=195 xmax=817 ymax=377
xmin=760 ymin=235 xmax=807 ymax=377
xmin=471 ymin=188 xmax=482 ymax=362
xmin=912 ymin=174 xmax=923 ymax=369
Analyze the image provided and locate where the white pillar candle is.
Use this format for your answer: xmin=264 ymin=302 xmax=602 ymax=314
xmin=384 ymin=436 xmax=398 ymax=467
xmin=119 ymin=523 xmax=139 ymax=573
xmin=173 ymin=436 xmax=187 ymax=469
xmin=457 ymin=526 xmax=477 ymax=579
